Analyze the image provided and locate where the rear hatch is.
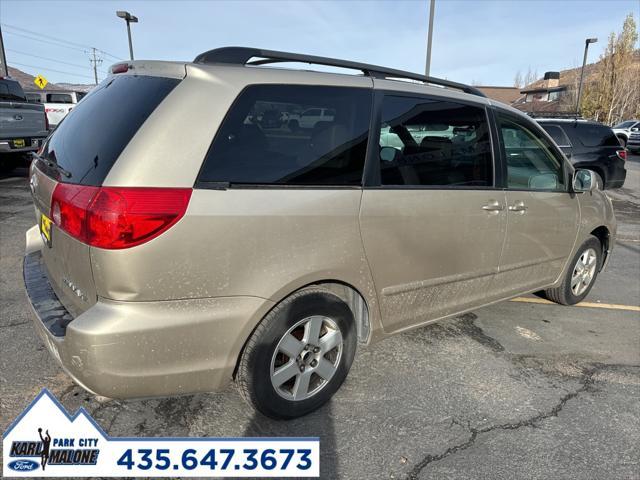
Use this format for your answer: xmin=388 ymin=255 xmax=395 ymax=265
xmin=30 ymin=73 xmax=181 ymax=317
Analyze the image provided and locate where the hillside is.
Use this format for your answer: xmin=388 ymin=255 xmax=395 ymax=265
xmin=7 ymin=66 xmax=94 ymax=93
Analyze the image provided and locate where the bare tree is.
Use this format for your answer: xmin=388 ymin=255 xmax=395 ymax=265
xmin=523 ymin=66 xmax=538 ymax=86
xmin=513 ymin=70 xmax=523 ymax=88
xmin=582 ymin=13 xmax=639 ymax=124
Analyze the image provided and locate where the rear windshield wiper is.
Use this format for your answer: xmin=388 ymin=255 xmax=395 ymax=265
xmin=31 ymin=152 xmax=72 ymax=178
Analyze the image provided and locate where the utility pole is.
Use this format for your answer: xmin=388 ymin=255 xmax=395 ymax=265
xmin=0 ymin=25 xmax=9 ymax=77
xmin=576 ymin=37 xmax=598 ymax=114
xmin=425 ymin=0 xmax=435 ymax=77
xmin=89 ymin=47 xmax=102 ymax=85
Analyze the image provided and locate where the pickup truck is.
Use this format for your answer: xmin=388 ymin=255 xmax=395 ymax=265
xmin=0 ymin=77 xmax=48 ymax=172
xmin=25 ymin=90 xmax=86 ymax=129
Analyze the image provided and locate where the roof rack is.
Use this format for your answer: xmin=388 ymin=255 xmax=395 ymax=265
xmin=193 ymin=47 xmax=486 ymax=98
xmin=527 ymin=111 xmax=583 ymax=119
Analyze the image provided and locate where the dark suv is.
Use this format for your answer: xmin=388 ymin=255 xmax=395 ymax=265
xmin=536 ymin=119 xmax=626 ymax=189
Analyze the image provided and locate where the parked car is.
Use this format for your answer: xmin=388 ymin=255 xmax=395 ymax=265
xmin=627 ymin=130 xmax=640 ymax=154
xmin=24 ymin=48 xmax=616 ymax=419
xmin=536 ymin=118 xmax=626 ymax=189
xmin=612 ymin=119 xmax=639 ymax=147
xmin=0 ymin=77 xmax=48 ymax=171
xmin=25 ymin=90 xmax=87 ymax=129
xmin=286 ymin=107 xmax=335 ymax=131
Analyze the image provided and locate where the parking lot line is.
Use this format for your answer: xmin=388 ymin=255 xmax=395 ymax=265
xmin=510 ymin=297 xmax=640 ymax=312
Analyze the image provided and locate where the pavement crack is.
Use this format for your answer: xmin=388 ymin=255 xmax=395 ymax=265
xmin=407 ymin=366 xmax=600 ymax=479
xmin=454 ymin=313 xmax=505 ymax=353
xmin=0 ymin=321 xmax=29 ymax=329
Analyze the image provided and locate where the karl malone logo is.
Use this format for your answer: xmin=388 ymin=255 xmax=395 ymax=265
xmin=4 ymin=389 xmax=102 ymax=475
xmin=9 ymin=427 xmax=99 ymax=470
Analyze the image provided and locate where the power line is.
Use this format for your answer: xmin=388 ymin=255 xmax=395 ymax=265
xmin=3 ymin=30 xmax=87 ymax=53
xmin=6 ymin=48 xmax=108 ymax=74
xmin=2 ymin=23 xmax=92 ymax=49
xmin=9 ymin=61 xmax=97 ymax=80
xmin=1 ymin=23 xmax=124 ymax=61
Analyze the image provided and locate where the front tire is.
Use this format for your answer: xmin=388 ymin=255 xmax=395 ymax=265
xmin=545 ymin=235 xmax=601 ymax=305
xmin=236 ymin=288 xmax=356 ymax=419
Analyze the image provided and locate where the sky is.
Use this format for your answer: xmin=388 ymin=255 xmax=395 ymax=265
xmin=1 ymin=0 xmax=638 ymax=87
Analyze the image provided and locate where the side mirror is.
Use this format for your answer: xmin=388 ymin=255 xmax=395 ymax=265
xmin=380 ymin=146 xmax=398 ymax=163
xmin=572 ymin=169 xmax=597 ymax=193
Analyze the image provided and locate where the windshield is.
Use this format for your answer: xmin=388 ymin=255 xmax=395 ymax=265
xmin=38 ymin=75 xmax=179 ymax=185
xmin=614 ymin=120 xmax=636 ymax=129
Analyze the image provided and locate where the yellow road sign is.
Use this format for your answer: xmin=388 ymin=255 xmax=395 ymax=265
xmin=34 ymin=74 xmax=48 ymax=90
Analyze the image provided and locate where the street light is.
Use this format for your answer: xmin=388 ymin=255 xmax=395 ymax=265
xmin=425 ymin=0 xmax=435 ymax=77
xmin=576 ymin=37 xmax=597 ymax=115
xmin=116 ymin=10 xmax=138 ymax=61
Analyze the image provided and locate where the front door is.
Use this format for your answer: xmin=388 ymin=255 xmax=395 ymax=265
xmin=492 ymin=111 xmax=579 ymax=297
xmin=359 ymin=90 xmax=507 ymax=333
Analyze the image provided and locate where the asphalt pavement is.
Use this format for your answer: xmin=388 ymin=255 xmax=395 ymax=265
xmin=1 ymin=157 xmax=639 ymax=479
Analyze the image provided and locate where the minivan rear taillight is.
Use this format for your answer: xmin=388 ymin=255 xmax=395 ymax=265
xmin=616 ymin=149 xmax=627 ymax=161
xmin=51 ymin=185 xmax=192 ymax=249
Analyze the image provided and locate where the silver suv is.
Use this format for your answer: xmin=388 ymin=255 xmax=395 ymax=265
xmin=24 ymin=48 xmax=616 ymax=419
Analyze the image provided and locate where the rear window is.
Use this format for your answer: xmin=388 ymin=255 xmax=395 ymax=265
xmin=0 ymin=79 xmax=26 ymax=101
xmin=46 ymin=93 xmax=73 ymax=104
xmin=571 ymin=123 xmax=620 ymax=147
xmin=198 ymin=85 xmax=372 ymax=186
xmin=39 ymin=75 xmax=179 ymax=185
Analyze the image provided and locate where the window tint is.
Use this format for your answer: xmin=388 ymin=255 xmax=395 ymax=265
xmin=76 ymin=92 xmax=87 ymax=101
xmin=199 ymin=85 xmax=372 ymax=186
xmin=498 ymin=114 xmax=565 ymax=191
xmin=26 ymin=93 xmax=43 ymax=103
xmin=572 ymin=123 xmax=620 ymax=147
xmin=541 ymin=124 xmax=571 ymax=147
xmin=0 ymin=79 xmax=26 ymax=101
xmin=39 ymin=75 xmax=179 ymax=186
xmin=613 ymin=120 xmax=636 ymax=129
xmin=377 ymin=96 xmax=492 ymax=187
xmin=46 ymin=93 xmax=73 ymax=104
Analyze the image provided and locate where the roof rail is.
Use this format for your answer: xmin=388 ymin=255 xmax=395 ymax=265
xmin=193 ymin=47 xmax=486 ymax=98
xmin=526 ymin=111 xmax=583 ymax=119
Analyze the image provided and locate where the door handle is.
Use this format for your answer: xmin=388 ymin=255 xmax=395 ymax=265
xmin=482 ymin=200 xmax=504 ymax=212
xmin=508 ymin=201 xmax=527 ymax=213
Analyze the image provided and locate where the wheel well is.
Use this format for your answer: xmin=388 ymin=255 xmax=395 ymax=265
xmin=590 ymin=226 xmax=610 ymax=270
xmin=589 ymin=166 xmax=605 ymax=184
xmin=232 ymin=280 xmax=371 ymax=379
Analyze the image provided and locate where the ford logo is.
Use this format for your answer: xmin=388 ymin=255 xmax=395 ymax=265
xmin=8 ymin=459 xmax=39 ymax=471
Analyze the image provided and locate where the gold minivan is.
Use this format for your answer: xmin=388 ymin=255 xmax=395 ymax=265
xmin=24 ymin=48 xmax=616 ymax=419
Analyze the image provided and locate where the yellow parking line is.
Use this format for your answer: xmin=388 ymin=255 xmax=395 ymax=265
xmin=510 ymin=297 xmax=640 ymax=312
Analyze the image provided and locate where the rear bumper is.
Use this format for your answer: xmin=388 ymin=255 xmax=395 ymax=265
xmin=0 ymin=137 xmax=46 ymax=153
xmin=23 ymin=227 xmax=274 ymax=399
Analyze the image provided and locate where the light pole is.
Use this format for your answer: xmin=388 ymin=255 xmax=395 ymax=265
xmin=116 ymin=10 xmax=138 ymax=61
xmin=425 ymin=0 xmax=435 ymax=77
xmin=576 ymin=37 xmax=597 ymax=115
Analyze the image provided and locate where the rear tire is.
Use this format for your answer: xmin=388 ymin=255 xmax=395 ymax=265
xmin=545 ymin=235 xmax=601 ymax=305
xmin=236 ymin=288 xmax=356 ymax=419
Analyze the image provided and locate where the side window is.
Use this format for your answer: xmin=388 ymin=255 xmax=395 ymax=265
xmin=46 ymin=93 xmax=73 ymax=104
xmin=541 ymin=125 xmax=571 ymax=147
xmin=378 ymin=96 xmax=493 ymax=187
xmin=198 ymin=85 xmax=372 ymax=186
xmin=497 ymin=114 xmax=566 ymax=191
xmin=572 ymin=123 xmax=620 ymax=147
